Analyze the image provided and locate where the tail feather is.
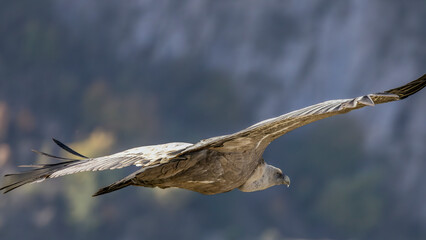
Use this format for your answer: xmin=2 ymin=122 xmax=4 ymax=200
xmin=92 ymin=179 xmax=133 ymax=197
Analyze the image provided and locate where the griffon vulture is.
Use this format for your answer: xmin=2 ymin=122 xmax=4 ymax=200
xmin=2 ymin=74 xmax=425 ymax=196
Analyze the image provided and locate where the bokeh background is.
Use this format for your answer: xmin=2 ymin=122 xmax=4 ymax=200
xmin=1 ymin=1 xmax=425 ymax=239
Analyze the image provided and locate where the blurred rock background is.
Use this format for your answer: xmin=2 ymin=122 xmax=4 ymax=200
xmin=0 ymin=0 xmax=425 ymax=239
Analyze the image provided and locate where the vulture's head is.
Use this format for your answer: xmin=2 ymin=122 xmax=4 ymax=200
xmin=238 ymin=162 xmax=290 ymax=192
xmin=273 ymin=169 xmax=291 ymax=187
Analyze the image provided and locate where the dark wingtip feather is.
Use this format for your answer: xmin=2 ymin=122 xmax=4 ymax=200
xmin=31 ymin=149 xmax=78 ymax=161
xmin=52 ymin=138 xmax=89 ymax=159
xmin=384 ymin=74 xmax=426 ymax=99
xmin=1 ymin=159 xmax=79 ymax=194
xmin=2 ymin=139 xmax=89 ymax=194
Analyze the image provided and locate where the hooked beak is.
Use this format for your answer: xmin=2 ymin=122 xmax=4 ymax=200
xmin=283 ymin=175 xmax=291 ymax=188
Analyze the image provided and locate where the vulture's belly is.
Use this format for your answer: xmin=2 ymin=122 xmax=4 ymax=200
xmin=156 ymin=149 xmax=261 ymax=195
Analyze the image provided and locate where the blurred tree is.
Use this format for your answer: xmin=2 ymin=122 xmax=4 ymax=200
xmin=63 ymin=130 xmax=115 ymax=228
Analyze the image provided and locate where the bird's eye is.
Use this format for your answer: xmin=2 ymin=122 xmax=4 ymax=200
xmin=275 ymin=172 xmax=283 ymax=178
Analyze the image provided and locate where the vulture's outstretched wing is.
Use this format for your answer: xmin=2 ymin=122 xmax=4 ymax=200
xmin=180 ymin=74 xmax=426 ymax=154
xmin=1 ymin=139 xmax=192 ymax=193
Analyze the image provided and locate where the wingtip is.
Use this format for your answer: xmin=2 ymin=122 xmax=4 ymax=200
xmin=51 ymin=138 xmax=89 ymax=159
xmin=31 ymin=149 xmax=78 ymax=161
xmin=51 ymin=138 xmax=60 ymax=145
xmin=31 ymin=149 xmax=40 ymax=154
xmin=384 ymin=74 xmax=426 ymax=99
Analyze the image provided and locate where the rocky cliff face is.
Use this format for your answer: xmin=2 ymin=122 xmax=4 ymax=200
xmin=1 ymin=0 xmax=425 ymax=239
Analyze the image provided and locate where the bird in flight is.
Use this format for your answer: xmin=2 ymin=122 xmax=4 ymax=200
xmin=2 ymin=74 xmax=425 ymax=196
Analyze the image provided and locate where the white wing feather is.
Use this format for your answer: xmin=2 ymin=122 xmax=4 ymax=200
xmin=50 ymin=142 xmax=192 ymax=178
